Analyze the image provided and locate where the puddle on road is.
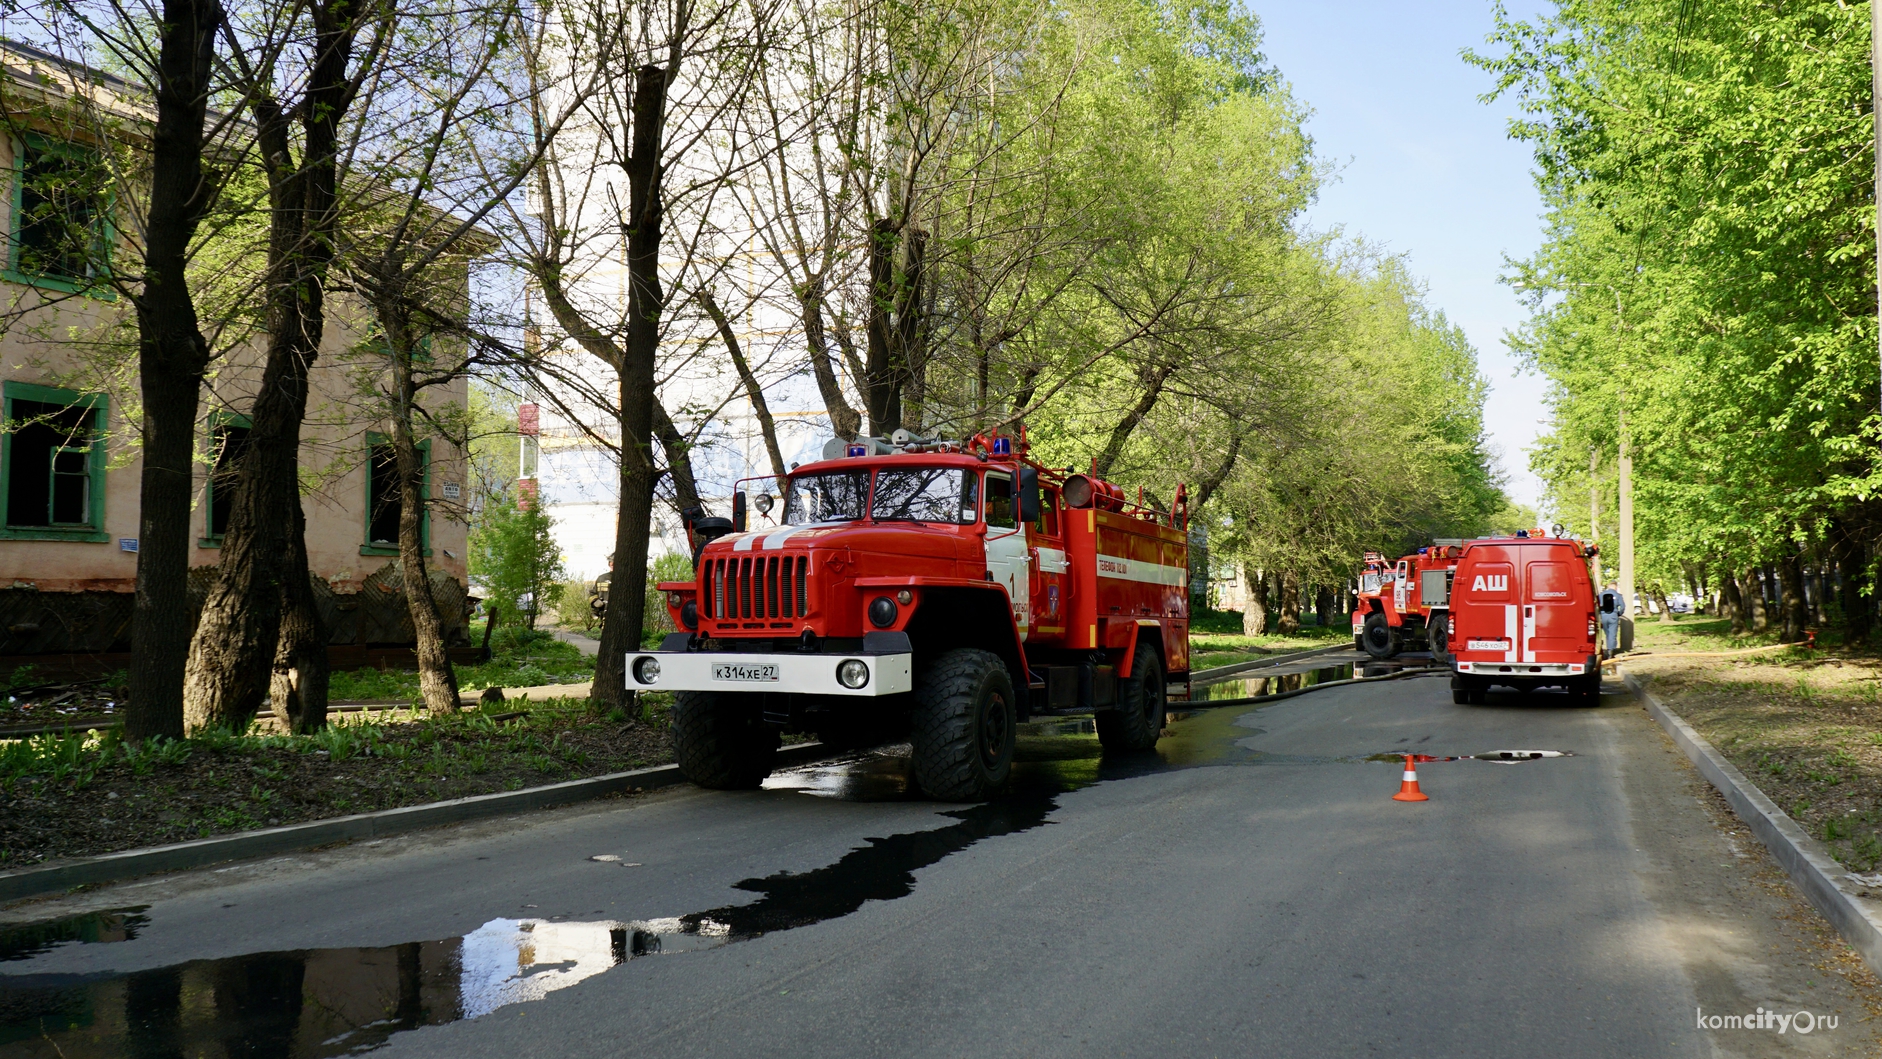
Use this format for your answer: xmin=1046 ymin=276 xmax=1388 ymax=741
xmin=0 ymin=797 xmax=1056 ymax=1056
xmin=0 ymin=909 xmax=149 ymax=964
xmin=0 ymin=679 xmax=1535 ymax=1055
xmin=1199 ymin=659 xmax=1435 ymax=702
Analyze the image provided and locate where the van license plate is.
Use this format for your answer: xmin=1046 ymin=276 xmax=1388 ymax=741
xmin=712 ymin=663 xmax=779 ymax=682
xmin=1467 ymin=640 xmax=1510 ymax=652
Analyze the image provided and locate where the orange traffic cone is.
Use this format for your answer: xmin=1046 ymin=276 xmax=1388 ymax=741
xmin=1392 ymin=753 xmax=1429 ymax=802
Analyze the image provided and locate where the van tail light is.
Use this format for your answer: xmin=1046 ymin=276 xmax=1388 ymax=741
xmin=1588 ymin=619 xmax=1597 ymax=639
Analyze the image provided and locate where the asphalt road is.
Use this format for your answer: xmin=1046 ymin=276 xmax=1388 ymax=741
xmin=3 ymin=671 xmax=1876 ymax=1057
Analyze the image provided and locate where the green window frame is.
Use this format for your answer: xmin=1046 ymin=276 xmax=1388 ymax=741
xmin=198 ymin=411 xmax=253 ymax=547
xmin=0 ymin=380 xmax=108 ymax=542
xmin=361 ymin=433 xmax=430 ymax=557
xmin=5 ymin=132 xmax=115 ymax=297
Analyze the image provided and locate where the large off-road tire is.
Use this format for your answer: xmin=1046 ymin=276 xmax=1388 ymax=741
xmin=1361 ymin=612 xmax=1402 ymax=660
xmin=671 ymin=691 xmax=779 ymax=790
xmin=909 ymin=648 xmax=1016 ymax=801
xmin=1096 ymin=646 xmax=1166 ymax=751
xmin=1450 ymin=674 xmax=1486 ymax=706
xmin=1427 ymin=612 xmax=1451 ymax=663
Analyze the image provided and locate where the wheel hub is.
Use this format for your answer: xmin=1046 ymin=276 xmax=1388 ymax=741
xmin=980 ymin=691 xmax=1009 ymax=768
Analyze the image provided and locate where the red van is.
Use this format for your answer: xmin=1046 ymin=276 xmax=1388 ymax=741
xmin=1447 ymin=535 xmax=1600 ymax=705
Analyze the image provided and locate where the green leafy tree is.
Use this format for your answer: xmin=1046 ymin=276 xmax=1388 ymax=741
xmin=1470 ymin=0 xmax=1877 ymax=641
xmin=470 ymin=489 xmax=566 ymax=630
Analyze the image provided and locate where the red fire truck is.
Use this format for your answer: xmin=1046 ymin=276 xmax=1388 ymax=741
xmin=630 ymin=430 xmax=1191 ymax=801
xmin=1350 ymin=543 xmax=1465 ymax=661
xmin=1446 ymin=533 xmax=1601 ymax=705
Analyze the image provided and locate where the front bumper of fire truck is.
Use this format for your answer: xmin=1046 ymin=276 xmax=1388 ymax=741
xmin=625 ymin=633 xmax=914 ymax=697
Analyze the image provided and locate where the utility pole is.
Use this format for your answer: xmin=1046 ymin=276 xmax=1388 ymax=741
xmin=1619 ymin=401 xmax=1634 ymax=617
xmin=1611 ymin=284 xmax=1634 ymax=617
xmin=1589 ymin=447 xmax=1600 ymax=575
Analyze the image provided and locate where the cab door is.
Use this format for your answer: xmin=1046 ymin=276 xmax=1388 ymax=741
xmin=1028 ymin=487 xmax=1067 ymax=637
xmin=1524 ymin=559 xmax=1585 ymax=660
xmin=982 ymin=471 xmax=1031 ymax=637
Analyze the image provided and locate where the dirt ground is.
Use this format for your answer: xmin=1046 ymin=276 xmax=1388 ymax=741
xmin=0 ymin=700 xmax=674 ymax=869
xmin=1623 ymin=617 xmax=1882 ymax=878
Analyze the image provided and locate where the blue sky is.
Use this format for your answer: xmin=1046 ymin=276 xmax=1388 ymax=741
xmin=1255 ymin=0 xmax=1553 ymax=510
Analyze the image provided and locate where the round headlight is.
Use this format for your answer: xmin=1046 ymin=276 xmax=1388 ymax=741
xmin=837 ymin=658 xmax=869 ymax=689
xmin=681 ymin=599 xmax=699 ymax=630
xmin=632 ymin=656 xmax=661 ymax=685
xmin=868 ymin=596 xmax=898 ymax=628
xmin=895 ymin=589 xmax=914 ymax=606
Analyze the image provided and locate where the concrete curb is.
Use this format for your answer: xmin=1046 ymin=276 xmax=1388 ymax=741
xmin=1192 ymin=643 xmax=1359 ymax=685
xmin=1624 ymin=670 xmax=1882 ymax=978
xmin=0 ymin=742 xmax=831 ymax=904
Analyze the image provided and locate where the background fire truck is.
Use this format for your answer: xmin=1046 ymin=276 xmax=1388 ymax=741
xmin=1350 ymin=543 xmax=1465 ymax=661
xmin=631 ymin=430 xmax=1191 ymax=801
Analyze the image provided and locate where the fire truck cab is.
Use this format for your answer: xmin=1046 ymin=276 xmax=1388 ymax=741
xmin=629 ymin=430 xmax=1190 ymax=801
xmin=1446 ymin=534 xmax=1601 ymax=705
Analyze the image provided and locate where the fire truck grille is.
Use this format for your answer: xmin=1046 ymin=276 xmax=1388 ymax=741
xmin=707 ymin=555 xmax=809 ymax=620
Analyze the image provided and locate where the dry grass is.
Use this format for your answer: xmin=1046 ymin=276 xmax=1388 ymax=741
xmin=1625 ymin=616 xmax=1882 ymax=873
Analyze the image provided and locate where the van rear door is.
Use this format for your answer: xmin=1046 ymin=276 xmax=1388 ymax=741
xmin=1523 ymin=559 xmax=1582 ymax=661
xmin=1462 ymin=558 xmax=1515 ymax=660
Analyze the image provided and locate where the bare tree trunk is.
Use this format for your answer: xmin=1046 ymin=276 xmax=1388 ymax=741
xmin=864 ymin=219 xmax=900 ymax=435
xmin=1278 ymin=572 xmax=1301 ymax=635
xmin=129 ymin=0 xmax=223 ymax=741
xmin=1189 ymin=434 xmax=1242 ymax=513
xmin=591 ymin=64 xmax=668 ymax=713
xmin=700 ymin=289 xmax=786 ymax=490
xmin=1834 ymin=524 xmax=1870 ymax=641
xmin=1744 ymin=568 xmax=1769 ymax=632
xmin=801 ymin=281 xmax=860 ymax=438
xmin=271 ymin=498 xmax=329 ymax=733
xmin=1778 ymin=555 xmax=1808 ymax=643
xmin=183 ymin=0 xmax=362 ymax=731
xmin=1093 ymin=358 xmax=1177 ymax=478
xmin=385 ymin=315 xmax=459 ymax=715
xmin=1650 ymin=583 xmax=1673 ymax=621
xmin=651 ymin=398 xmax=702 ymax=516
xmin=894 ymin=229 xmax=927 ymax=433
xmin=1241 ymin=563 xmax=1266 ymax=636
xmin=1720 ymin=570 xmax=1745 ymax=635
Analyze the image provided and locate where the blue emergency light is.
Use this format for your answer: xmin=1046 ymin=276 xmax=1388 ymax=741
xmin=847 ymin=444 xmax=867 ymax=457
xmin=991 ymin=437 xmax=1012 ymax=455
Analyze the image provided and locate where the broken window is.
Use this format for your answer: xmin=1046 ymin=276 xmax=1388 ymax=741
xmin=4 ymin=388 xmax=103 ymax=535
xmin=365 ymin=438 xmax=428 ymax=552
xmin=11 ymin=135 xmax=111 ymax=287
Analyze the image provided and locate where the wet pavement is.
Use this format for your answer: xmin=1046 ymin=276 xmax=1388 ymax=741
xmin=1 ymin=674 xmax=1873 ymax=1057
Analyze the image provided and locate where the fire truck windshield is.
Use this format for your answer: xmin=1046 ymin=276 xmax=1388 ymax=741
xmin=783 ymin=470 xmax=868 ymax=523
xmin=871 ymin=467 xmax=973 ymax=524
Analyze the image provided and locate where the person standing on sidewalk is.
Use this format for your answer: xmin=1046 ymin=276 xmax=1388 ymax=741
xmin=1598 ymin=583 xmax=1625 ymax=658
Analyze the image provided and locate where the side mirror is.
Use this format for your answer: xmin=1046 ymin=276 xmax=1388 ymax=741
xmin=732 ymin=490 xmax=747 ymax=532
xmin=1018 ymin=467 xmax=1040 ymax=523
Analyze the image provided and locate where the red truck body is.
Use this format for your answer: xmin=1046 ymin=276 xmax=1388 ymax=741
xmin=631 ymin=431 xmax=1189 ymax=800
xmin=1446 ymin=535 xmax=1600 ymax=704
xmin=1350 ymin=543 xmax=1464 ymax=660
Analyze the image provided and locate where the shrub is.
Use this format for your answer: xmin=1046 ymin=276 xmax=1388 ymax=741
xmin=556 ymin=579 xmax=597 ymax=632
xmin=470 ymin=488 xmax=565 ymax=629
